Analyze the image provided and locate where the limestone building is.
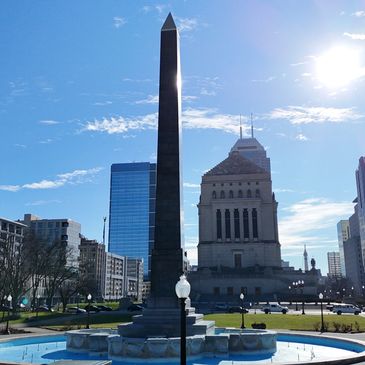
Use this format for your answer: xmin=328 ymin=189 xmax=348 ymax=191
xmin=198 ymin=136 xmax=281 ymax=270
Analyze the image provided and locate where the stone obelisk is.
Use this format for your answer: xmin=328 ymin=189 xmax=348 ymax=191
xmin=118 ymin=13 xmax=214 ymax=337
xmin=149 ymin=12 xmax=184 ymax=309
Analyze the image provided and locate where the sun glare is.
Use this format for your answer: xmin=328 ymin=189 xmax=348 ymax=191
xmin=315 ymin=46 xmax=364 ymax=89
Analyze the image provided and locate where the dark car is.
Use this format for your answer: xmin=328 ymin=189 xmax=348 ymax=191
xmin=228 ymin=306 xmax=249 ymax=313
xmin=97 ymin=305 xmax=113 ymax=311
xmin=36 ymin=305 xmax=54 ymax=312
xmin=127 ymin=304 xmax=143 ymax=312
xmin=67 ymin=306 xmax=87 ymax=314
xmin=84 ymin=304 xmax=100 ymax=312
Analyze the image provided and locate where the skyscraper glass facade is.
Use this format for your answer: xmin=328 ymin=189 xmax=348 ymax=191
xmin=108 ymin=162 xmax=156 ymax=279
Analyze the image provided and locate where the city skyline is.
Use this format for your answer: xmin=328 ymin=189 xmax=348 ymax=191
xmin=1 ymin=1 xmax=365 ymax=274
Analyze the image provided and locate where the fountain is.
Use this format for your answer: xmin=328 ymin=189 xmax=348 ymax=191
xmin=66 ymin=12 xmax=278 ymax=362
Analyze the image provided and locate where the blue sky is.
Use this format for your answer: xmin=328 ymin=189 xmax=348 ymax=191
xmin=1 ymin=1 xmax=365 ymax=274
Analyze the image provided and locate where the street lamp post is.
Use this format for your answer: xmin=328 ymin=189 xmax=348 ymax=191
xmin=36 ymin=294 xmax=40 ymax=317
xmin=5 ymin=294 xmax=12 ymax=335
xmin=298 ymin=280 xmax=305 ymax=315
xmin=292 ymin=282 xmax=298 ymax=311
xmin=319 ymin=293 xmax=324 ymax=332
xmin=240 ymin=293 xmax=245 ymax=329
xmin=86 ymin=293 xmax=92 ymax=329
xmin=175 ymin=275 xmax=191 ymax=365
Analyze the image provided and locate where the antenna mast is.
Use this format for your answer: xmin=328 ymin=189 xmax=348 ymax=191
xmin=239 ymin=114 xmax=242 ymax=139
xmin=102 ymin=216 xmax=106 ymax=245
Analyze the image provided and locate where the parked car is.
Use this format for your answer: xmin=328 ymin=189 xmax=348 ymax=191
xmin=83 ymin=304 xmax=100 ymax=312
xmin=97 ymin=305 xmax=113 ymax=312
xmin=36 ymin=305 xmax=54 ymax=312
xmin=67 ymin=307 xmax=87 ymax=314
xmin=214 ymin=303 xmax=229 ymax=311
xmin=326 ymin=304 xmax=334 ymax=311
xmin=261 ymin=303 xmax=288 ymax=314
xmin=332 ymin=304 xmax=361 ymax=315
xmin=127 ymin=304 xmax=143 ymax=312
xmin=228 ymin=306 xmax=249 ymax=313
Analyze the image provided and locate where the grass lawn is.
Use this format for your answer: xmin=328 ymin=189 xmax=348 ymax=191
xmin=205 ymin=313 xmax=365 ymax=332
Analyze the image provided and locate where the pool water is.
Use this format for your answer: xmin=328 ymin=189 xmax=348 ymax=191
xmin=0 ymin=334 xmax=363 ymax=364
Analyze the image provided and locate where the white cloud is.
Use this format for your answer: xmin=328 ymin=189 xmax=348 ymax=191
xmin=39 ymin=138 xmax=54 ymax=144
xmin=200 ymin=88 xmax=216 ymax=96
xmin=251 ymin=76 xmax=276 ymax=83
xmin=25 ymin=199 xmax=61 ymax=206
xmin=14 ymin=144 xmax=26 ymax=148
xmin=135 ymin=95 xmax=159 ymax=104
xmin=352 ymin=10 xmax=365 ymax=17
xmin=183 ymin=182 xmax=200 ymax=188
xmin=279 ymin=198 xmax=354 ymax=248
xmin=274 ymin=188 xmax=295 ymax=193
xmin=0 ymin=167 xmax=102 ymax=192
xmin=113 ymin=17 xmax=126 ymax=28
xmin=39 ymin=120 xmax=59 ymax=125
xmin=290 ymin=61 xmax=308 ymax=67
xmin=93 ymin=101 xmax=112 ymax=106
xmin=344 ymin=32 xmax=365 ymax=40
xmin=296 ymin=133 xmax=309 ymax=141
xmin=83 ymin=108 xmax=249 ymax=135
xmin=176 ymin=17 xmax=198 ymax=32
xmin=182 ymin=95 xmax=198 ymax=102
xmin=155 ymin=5 xmax=166 ymax=14
xmin=267 ymin=106 xmax=363 ymax=124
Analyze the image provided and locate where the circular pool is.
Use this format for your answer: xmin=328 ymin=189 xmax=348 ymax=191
xmin=1 ymin=333 xmax=365 ymax=364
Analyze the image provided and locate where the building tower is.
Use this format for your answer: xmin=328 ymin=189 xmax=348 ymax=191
xmin=303 ymin=244 xmax=308 ymax=272
xmin=337 ymin=220 xmax=350 ymax=277
xmin=108 ymin=162 xmax=156 ymax=279
xmin=356 ymin=157 xmax=365 ymax=267
xmin=197 ymin=133 xmax=281 ymax=270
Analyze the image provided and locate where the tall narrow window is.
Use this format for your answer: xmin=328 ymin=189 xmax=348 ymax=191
xmin=252 ymin=208 xmax=258 ymax=238
xmin=216 ymin=209 xmax=222 ymax=239
xmin=238 ymin=190 xmax=243 ymax=198
xmin=247 ymin=189 xmax=252 ymax=198
xmin=243 ymin=209 xmax=249 ymax=239
xmin=229 ymin=190 xmax=234 ymax=198
xmin=234 ymin=209 xmax=240 ymax=239
xmin=220 ymin=190 xmax=225 ymax=199
xmin=255 ymin=189 xmax=260 ymax=198
xmin=234 ymin=253 xmax=242 ymax=268
xmin=212 ymin=190 xmax=217 ymax=199
xmin=225 ymin=209 xmax=231 ymax=239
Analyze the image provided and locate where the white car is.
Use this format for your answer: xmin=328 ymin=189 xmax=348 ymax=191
xmin=261 ymin=303 xmax=288 ymax=314
xmin=332 ymin=304 xmax=361 ymax=315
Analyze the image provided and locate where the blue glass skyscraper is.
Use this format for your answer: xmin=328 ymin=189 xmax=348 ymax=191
xmin=108 ymin=162 xmax=156 ymax=279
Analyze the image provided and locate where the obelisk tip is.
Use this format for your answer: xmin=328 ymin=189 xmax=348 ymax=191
xmin=162 ymin=13 xmax=177 ymax=31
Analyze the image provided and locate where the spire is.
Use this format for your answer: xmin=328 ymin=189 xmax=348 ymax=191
xmin=251 ymin=112 xmax=254 ymax=138
xmin=304 ymin=244 xmax=309 ymax=272
xmin=162 ymin=13 xmax=177 ymax=31
xmin=239 ymin=114 xmax=242 ymax=139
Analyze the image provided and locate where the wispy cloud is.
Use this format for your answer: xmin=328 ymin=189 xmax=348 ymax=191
xmin=83 ymin=108 xmax=248 ymax=135
xmin=39 ymin=138 xmax=54 ymax=144
xmin=0 ymin=167 xmax=103 ymax=192
xmin=25 ymin=199 xmax=61 ymax=206
xmin=39 ymin=120 xmax=59 ymax=125
xmin=113 ymin=17 xmax=126 ymax=28
xmin=251 ymin=76 xmax=276 ymax=83
xmin=296 ymin=133 xmax=309 ymax=141
xmin=352 ymin=10 xmax=365 ymax=17
xmin=274 ymin=188 xmax=295 ymax=193
xmin=135 ymin=95 xmax=159 ymax=104
xmin=344 ymin=32 xmax=365 ymax=40
xmin=290 ymin=61 xmax=308 ymax=67
xmin=14 ymin=144 xmax=26 ymax=148
xmin=93 ymin=101 xmax=113 ymax=106
xmin=185 ymin=76 xmax=221 ymax=98
xmin=279 ymin=198 xmax=354 ymax=248
xmin=176 ymin=17 xmax=198 ymax=32
xmin=267 ymin=106 xmax=363 ymax=124
xmin=183 ymin=182 xmax=200 ymax=188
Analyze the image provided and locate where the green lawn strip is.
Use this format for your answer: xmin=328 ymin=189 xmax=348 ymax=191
xmin=65 ymin=302 xmax=121 ymax=311
xmin=205 ymin=313 xmax=365 ymax=332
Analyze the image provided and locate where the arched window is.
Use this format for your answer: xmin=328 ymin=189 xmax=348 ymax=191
xmin=243 ymin=209 xmax=249 ymax=239
xmin=247 ymin=189 xmax=252 ymax=198
xmin=255 ymin=189 xmax=260 ymax=198
xmin=229 ymin=190 xmax=234 ymax=198
xmin=252 ymin=208 xmax=258 ymax=239
xmin=216 ymin=209 xmax=222 ymax=239
xmin=220 ymin=190 xmax=225 ymax=199
xmin=212 ymin=191 xmax=217 ymax=199
xmin=225 ymin=209 xmax=231 ymax=239
xmin=238 ymin=190 xmax=243 ymax=198
xmin=234 ymin=209 xmax=240 ymax=239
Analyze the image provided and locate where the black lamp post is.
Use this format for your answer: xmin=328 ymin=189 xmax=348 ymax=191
xmin=292 ymin=282 xmax=298 ymax=311
xmin=175 ymin=275 xmax=191 ymax=365
xmin=240 ymin=293 xmax=245 ymax=329
xmin=36 ymin=294 xmax=40 ymax=317
xmin=298 ymin=280 xmax=305 ymax=315
xmin=86 ymin=293 xmax=92 ymax=329
xmin=319 ymin=293 xmax=324 ymax=332
xmin=5 ymin=294 xmax=12 ymax=335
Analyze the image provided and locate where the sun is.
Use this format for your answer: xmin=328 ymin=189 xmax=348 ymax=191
xmin=315 ymin=45 xmax=364 ymax=89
